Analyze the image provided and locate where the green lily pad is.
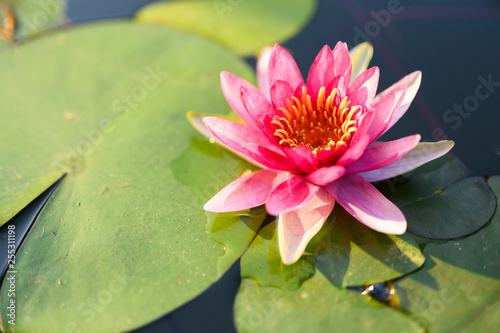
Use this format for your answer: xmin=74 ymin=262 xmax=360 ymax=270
xmin=240 ymin=205 xmax=425 ymax=289
xmin=170 ymin=137 xmax=267 ymax=274
xmin=377 ymin=153 xmax=469 ymax=207
xmin=240 ymin=220 xmax=316 ymax=290
xmin=234 ymin=271 xmax=424 ymax=333
xmin=207 ymin=209 xmax=268 ymax=276
xmin=0 ymin=0 xmax=66 ymax=45
xmin=135 ymin=0 xmax=317 ymax=55
xmin=393 ymin=176 xmax=500 ymax=332
xmin=170 ymin=137 xmax=257 ymax=206
xmin=310 ymin=206 xmax=425 ymax=287
xmin=378 ymin=154 xmax=496 ymax=239
xmin=400 ymin=177 xmax=495 ymax=239
xmin=0 ymin=22 xmax=265 ymax=332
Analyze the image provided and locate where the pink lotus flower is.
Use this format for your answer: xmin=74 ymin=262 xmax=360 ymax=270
xmin=192 ymin=42 xmax=454 ymax=265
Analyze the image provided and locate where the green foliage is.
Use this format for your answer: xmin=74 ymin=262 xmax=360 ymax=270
xmin=0 ymin=22 xmax=264 ymax=332
xmin=234 ymin=272 xmax=425 ymax=333
xmin=310 ymin=207 xmax=425 ymax=287
xmin=240 ymin=208 xmax=425 ymax=290
xmin=240 ymin=220 xmax=316 ymax=290
xmin=135 ymin=0 xmax=317 ymax=55
xmin=394 ymin=176 xmax=500 ymax=332
xmin=378 ymin=154 xmax=496 ymax=239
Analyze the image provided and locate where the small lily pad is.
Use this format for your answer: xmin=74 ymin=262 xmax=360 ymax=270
xmin=377 ymin=153 xmax=468 ymax=207
xmin=393 ymin=175 xmax=500 ymax=332
xmin=400 ymin=177 xmax=496 ymax=239
xmin=378 ymin=154 xmax=496 ymax=239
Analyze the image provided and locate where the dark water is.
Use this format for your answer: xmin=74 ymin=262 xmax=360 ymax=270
xmin=67 ymin=0 xmax=500 ymax=177
xmin=285 ymin=0 xmax=500 ymax=177
xmin=0 ymin=177 xmax=65 ymax=279
xmin=5 ymin=0 xmax=500 ymax=332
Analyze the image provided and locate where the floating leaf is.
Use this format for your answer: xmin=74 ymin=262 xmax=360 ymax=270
xmin=240 ymin=220 xmax=316 ymax=290
xmin=400 ymin=177 xmax=495 ymax=239
xmin=234 ymin=272 xmax=424 ymax=333
xmin=135 ymin=0 xmax=317 ymax=55
xmin=239 ymin=206 xmax=425 ymax=289
xmin=206 ymin=210 xmax=268 ymax=275
xmin=393 ymin=176 xmax=500 ymax=332
xmin=0 ymin=175 xmax=64 ymax=278
xmin=377 ymin=154 xmax=468 ymax=206
xmin=378 ymin=154 xmax=496 ymax=239
xmin=170 ymin=136 xmax=267 ymax=274
xmin=310 ymin=206 xmax=425 ymax=287
xmin=0 ymin=22 xmax=264 ymax=332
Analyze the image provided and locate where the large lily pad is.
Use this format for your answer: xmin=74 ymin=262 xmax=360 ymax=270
xmin=170 ymin=137 xmax=266 ymax=274
xmin=0 ymin=22 xmax=266 ymax=332
xmin=393 ymin=176 xmax=500 ymax=332
xmin=234 ymin=271 xmax=424 ymax=333
xmin=378 ymin=154 xmax=496 ymax=239
xmin=135 ymin=0 xmax=317 ymax=55
xmin=240 ymin=206 xmax=425 ymax=289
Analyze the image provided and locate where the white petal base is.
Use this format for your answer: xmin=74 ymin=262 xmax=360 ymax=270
xmin=278 ymin=188 xmax=335 ymax=265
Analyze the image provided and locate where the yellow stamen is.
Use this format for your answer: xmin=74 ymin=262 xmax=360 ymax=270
xmin=271 ymin=86 xmax=361 ymax=154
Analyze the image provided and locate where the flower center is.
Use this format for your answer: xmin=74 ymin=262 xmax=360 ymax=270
xmin=271 ymin=86 xmax=361 ymax=154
